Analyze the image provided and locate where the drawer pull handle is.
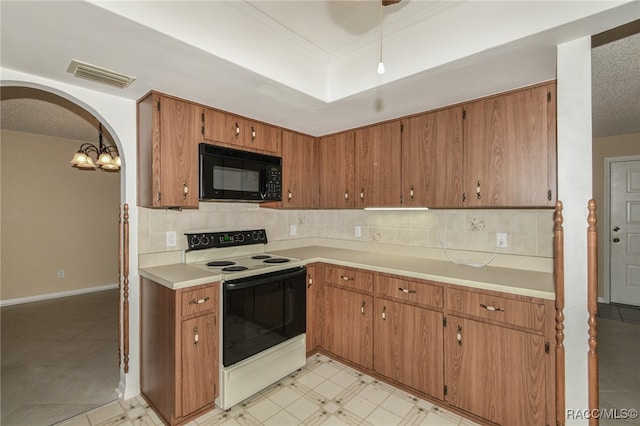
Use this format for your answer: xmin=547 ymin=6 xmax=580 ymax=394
xmin=457 ymin=325 xmax=462 ymax=346
xmin=189 ymin=296 xmax=210 ymax=305
xmin=360 ymin=301 xmax=366 ymax=315
xmin=398 ymin=287 xmax=416 ymax=294
xmin=341 ymin=276 xmax=354 ymax=281
xmin=193 ymin=326 xmax=199 ymax=347
xmin=480 ymin=303 xmax=504 ymax=312
xmin=381 ymin=306 xmax=386 ymax=321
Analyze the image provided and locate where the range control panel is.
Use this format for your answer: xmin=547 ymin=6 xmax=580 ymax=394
xmin=185 ymin=229 xmax=267 ymax=251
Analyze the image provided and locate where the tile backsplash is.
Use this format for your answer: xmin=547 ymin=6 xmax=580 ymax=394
xmin=138 ymin=203 xmax=554 ymax=259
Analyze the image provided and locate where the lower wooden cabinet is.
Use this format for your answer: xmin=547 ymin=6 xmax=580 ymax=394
xmin=312 ymin=264 xmax=555 ymax=426
xmin=305 ymin=264 xmax=323 ymax=353
xmin=374 ymin=297 xmax=444 ymax=398
xmin=323 ymin=284 xmax=373 ymax=370
xmin=141 ymin=278 xmax=219 ymax=426
xmin=444 ymin=316 xmax=547 ymax=425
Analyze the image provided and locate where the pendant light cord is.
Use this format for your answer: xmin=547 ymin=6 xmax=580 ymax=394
xmin=379 ymin=2 xmax=383 ymax=64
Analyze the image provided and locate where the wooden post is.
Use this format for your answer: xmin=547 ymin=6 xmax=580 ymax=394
xmin=118 ymin=205 xmax=122 ymax=369
xmin=554 ymin=201 xmax=566 ymax=426
xmin=587 ymin=199 xmax=599 ymax=426
xmin=123 ymin=203 xmax=130 ymax=373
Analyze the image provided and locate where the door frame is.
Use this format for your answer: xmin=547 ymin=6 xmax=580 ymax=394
xmin=603 ymin=154 xmax=640 ymax=303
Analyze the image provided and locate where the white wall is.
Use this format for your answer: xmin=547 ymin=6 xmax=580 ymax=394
xmin=0 ymin=67 xmax=140 ymax=399
xmin=557 ymin=37 xmax=592 ymax=424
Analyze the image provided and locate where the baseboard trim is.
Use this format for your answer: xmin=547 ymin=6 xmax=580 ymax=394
xmin=0 ymin=284 xmax=118 ymax=307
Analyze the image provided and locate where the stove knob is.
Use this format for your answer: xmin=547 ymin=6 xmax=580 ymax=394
xmin=257 ymin=230 xmax=265 ymax=240
xmin=200 ymin=235 xmax=210 ymax=246
xmin=190 ymin=236 xmax=200 ymax=247
xmin=235 ymin=233 xmax=245 ymax=243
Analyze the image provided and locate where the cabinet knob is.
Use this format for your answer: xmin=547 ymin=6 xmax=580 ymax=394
xmin=381 ymin=306 xmax=386 ymax=321
xmin=234 ymin=122 xmax=240 ymax=138
xmin=182 ymin=181 xmax=188 ymax=199
xmin=398 ymin=287 xmax=416 ymax=294
xmin=341 ymin=276 xmax=354 ymax=281
xmin=193 ymin=326 xmax=199 ymax=347
xmin=288 ymin=190 xmax=292 ymax=202
xmin=345 ymin=191 xmax=349 ymax=202
xmin=360 ymin=188 xmax=365 ymax=203
xmin=360 ymin=300 xmax=366 ymax=315
xmin=476 ymin=180 xmax=481 ymax=200
xmin=251 ymin=126 xmax=256 ymax=140
xmin=188 ymin=296 xmax=210 ymax=305
xmin=456 ymin=325 xmax=462 ymax=346
xmin=410 ymin=185 xmax=415 ymax=201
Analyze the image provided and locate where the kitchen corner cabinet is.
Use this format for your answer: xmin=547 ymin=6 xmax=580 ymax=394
xmin=141 ymin=278 xmax=219 ymax=426
xmin=137 ymin=92 xmax=200 ymax=209
xmin=444 ymin=286 xmax=554 ymax=426
xmin=374 ymin=274 xmax=444 ymax=398
xmin=354 ymin=120 xmax=402 ymax=207
xmin=322 ymin=265 xmax=373 ymax=369
xmin=401 ymin=107 xmax=464 ymax=208
xmin=281 ymin=130 xmax=318 ymax=209
xmin=203 ymin=107 xmax=281 ymax=155
xmin=317 ymin=131 xmax=356 ymax=208
xmin=305 ymin=264 xmax=323 ymax=354
xmin=462 ymin=82 xmax=557 ymax=207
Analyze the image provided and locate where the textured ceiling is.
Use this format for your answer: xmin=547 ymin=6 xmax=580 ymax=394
xmin=0 ymin=1 xmax=639 ymax=141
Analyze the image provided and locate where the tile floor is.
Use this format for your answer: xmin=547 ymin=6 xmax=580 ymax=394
xmin=598 ymin=302 xmax=640 ymax=325
xmin=58 ymin=354 xmax=479 ymax=426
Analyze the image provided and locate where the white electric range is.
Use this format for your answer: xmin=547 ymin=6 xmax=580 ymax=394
xmin=184 ymin=229 xmax=307 ymax=410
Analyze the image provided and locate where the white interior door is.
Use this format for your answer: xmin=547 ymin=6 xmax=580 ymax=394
xmin=610 ymin=159 xmax=640 ymax=306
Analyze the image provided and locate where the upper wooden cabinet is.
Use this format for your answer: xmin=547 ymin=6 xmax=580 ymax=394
xmin=317 ymin=131 xmax=355 ymax=208
xmin=354 ymin=120 xmax=402 ymax=207
xmin=137 ymin=92 xmax=200 ymax=209
xmin=281 ymin=130 xmax=317 ymax=208
xmin=401 ymin=107 xmax=464 ymax=208
xmin=462 ymin=82 xmax=556 ymax=207
xmin=203 ymin=108 xmax=281 ymax=155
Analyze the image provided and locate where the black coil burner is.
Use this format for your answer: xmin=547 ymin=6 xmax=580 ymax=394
xmin=207 ymin=260 xmax=236 ymax=267
xmin=222 ymin=266 xmax=249 ymax=272
xmin=251 ymin=255 xmax=271 ymax=260
xmin=263 ymin=258 xmax=290 ymax=264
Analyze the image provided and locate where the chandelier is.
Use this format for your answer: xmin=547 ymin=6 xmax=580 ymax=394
xmin=69 ymin=123 xmax=121 ymax=171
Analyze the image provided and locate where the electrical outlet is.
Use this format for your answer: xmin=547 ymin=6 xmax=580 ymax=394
xmin=166 ymin=231 xmax=177 ymax=247
xmin=290 ymin=224 xmax=297 ymax=236
xmin=355 ymin=226 xmax=362 ymax=238
xmin=497 ymin=233 xmax=508 ymax=248
xmin=57 ymin=269 xmax=65 ymax=279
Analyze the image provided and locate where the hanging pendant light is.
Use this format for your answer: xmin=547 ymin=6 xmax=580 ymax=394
xmin=70 ymin=123 xmax=120 ymax=172
xmin=377 ymin=2 xmax=385 ymax=75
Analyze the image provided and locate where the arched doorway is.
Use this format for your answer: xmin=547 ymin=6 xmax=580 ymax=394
xmin=0 ymin=86 xmax=124 ymax=425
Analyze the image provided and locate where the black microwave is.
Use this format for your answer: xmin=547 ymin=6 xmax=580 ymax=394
xmin=199 ymin=143 xmax=282 ymax=202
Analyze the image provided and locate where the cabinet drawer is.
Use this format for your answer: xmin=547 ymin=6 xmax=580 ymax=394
xmin=446 ymin=287 xmax=545 ymax=331
xmin=181 ymin=285 xmax=216 ymax=317
xmin=323 ymin=266 xmax=373 ymax=294
xmin=375 ymin=275 xmax=443 ymax=309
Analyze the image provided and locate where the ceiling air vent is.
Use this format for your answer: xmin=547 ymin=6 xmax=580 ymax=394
xmin=67 ymin=59 xmax=136 ymax=89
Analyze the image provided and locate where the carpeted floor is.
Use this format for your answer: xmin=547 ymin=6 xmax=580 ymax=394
xmin=1 ymin=289 xmax=120 ymax=426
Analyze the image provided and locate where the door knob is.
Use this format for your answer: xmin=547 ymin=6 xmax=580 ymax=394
xmin=613 ymin=238 xmax=620 ymax=243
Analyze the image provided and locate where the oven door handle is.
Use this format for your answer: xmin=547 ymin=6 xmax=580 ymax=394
xmin=224 ymin=267 xmax=304 ymax=290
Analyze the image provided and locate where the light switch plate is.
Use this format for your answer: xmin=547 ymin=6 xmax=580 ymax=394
xmin=497 ymin=233 xmax=508 ymax=248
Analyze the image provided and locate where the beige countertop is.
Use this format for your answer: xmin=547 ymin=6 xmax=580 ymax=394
xmin=139 ymin=245 xmax=554 ymax=299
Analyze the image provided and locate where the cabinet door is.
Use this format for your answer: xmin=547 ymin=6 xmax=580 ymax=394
xmin=445 ymin=316 xmax=547 ymax=425
xmin=401 ymin=107 xmax=463 ymax=208
xmin=317 ymin=132 xmax=355 ymax=208
xmin=158 ymin=96 xmax=200 ymax=208
xmin=306 ymin=265 xmax=323 ymax=353
xmin=374 ymin=298 xmax=443 ymax=398
xmin=323 ymin=285 xmax=373 ymax=369
xmin=203 ymin=108 xmax=242 ymax=146
xmin=282 ymin=130 xmax=317 ymax=208
xmin=463 ymin=83 xmax=556 ymax=207
xmin=181 ymin=313 xmax=216 ymax=417
xmin=355 ymin=121 xmax=402 ymax=207
xmin=245 ymin=121 xmax=281 ymax=154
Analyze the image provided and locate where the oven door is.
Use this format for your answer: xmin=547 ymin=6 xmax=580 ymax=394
xmin=222 ymin=266 xmax=306 ymax=367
